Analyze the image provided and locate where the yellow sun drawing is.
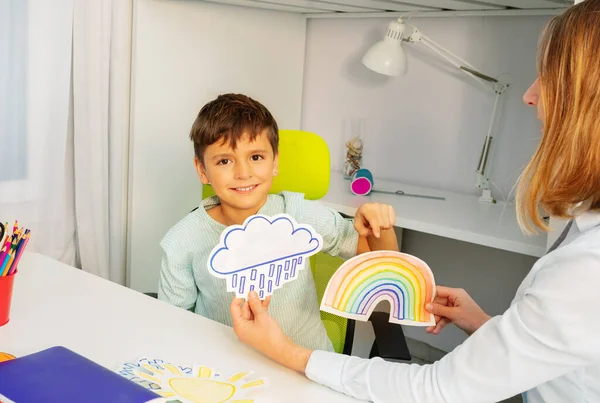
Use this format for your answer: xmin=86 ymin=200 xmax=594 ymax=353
xmin=135 ymin=363 xmax=266 ymax=403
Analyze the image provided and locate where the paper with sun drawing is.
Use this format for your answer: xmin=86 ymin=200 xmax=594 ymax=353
xmin=208 ymin=214 xmax=323 ymax=299
xmin=116 ymin=358 xmax=266 ymax=403
xmin=115 ymin=357 xmax=194 ymax=392
xmin=134 ymin=363 xmax=267 ymax=403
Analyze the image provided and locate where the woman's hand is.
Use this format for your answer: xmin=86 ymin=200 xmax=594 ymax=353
xmin=425 ymin=286 xmax=491 ymax=336
xmin=230 ymin=291 xmax=312 ymax=373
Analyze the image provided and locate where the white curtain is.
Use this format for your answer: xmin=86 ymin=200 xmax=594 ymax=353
xmin=72 ymin=0 xmax=133 ymax=284
xmin=0 ymin=0 xmax=133 ymax=285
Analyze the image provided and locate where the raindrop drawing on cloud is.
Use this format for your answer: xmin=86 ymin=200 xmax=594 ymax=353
xmin=207 ymin=214 xmax=323 ymax=299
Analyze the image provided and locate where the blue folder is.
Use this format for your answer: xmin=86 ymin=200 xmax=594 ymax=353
xmin=0 ymin=346 xmax=161 ymax=403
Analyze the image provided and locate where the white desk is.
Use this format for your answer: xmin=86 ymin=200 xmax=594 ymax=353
xmin=322 ymin=173 xmax=547 ymax=258
xmin=0 ymin=252 xmax=358 ymax=403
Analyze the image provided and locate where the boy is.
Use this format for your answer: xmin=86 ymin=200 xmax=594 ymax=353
xmin=158 ymin=93 xmax=398 ymax=352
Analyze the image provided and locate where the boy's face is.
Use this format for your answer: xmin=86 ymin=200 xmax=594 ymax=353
xmin=195 ymin=130 xmax=278 ymax=212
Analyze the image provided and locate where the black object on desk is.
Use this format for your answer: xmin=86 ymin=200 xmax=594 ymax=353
xmin=368 ymin=312 xmax=412 ymax=361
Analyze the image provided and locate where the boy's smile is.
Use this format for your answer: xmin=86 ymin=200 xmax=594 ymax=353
xmin=195 ymin=130 xmax=278 ymax=225
xmin=231 ymin=184 xmax=258 ymax=194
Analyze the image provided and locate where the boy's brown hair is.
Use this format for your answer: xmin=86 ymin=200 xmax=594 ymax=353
xmin=190 ymin=93 xmax=279 ymax=164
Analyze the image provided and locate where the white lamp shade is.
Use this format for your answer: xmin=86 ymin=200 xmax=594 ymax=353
xmin=362 ymin=19 xmax=408 ymax=76
xmin=362 ymin=40 xmax=407 ymax=76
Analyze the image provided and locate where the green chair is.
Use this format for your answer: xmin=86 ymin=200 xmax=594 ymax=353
xmin=202 ymin=129 xmax=411 ymax=360
xmin=310 ymin=252 xmax=355 ymax=354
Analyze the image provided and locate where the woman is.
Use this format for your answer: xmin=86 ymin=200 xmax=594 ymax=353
xmin=229 ymin=1 xmax=600 ymax=402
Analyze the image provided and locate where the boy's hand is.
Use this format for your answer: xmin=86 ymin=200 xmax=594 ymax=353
xmin=354 ymin=203 xmax=395 ymax=238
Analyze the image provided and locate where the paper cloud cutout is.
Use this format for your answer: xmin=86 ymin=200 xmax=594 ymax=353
xmin=208 ymin=214 xmax=323 ymax=299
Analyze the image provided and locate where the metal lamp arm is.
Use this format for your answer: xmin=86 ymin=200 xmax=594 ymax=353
xmin=405 ymin=26 xmax=507 ymax=93
xmin=399 ymin=21 xmax=510 ymax=203
xmin=476 ymin=91 xmax=504 ymax=179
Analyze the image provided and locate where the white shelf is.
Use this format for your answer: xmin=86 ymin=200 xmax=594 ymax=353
xmin=321 ymin=173 xmax=547 ymax=257
xmin=203 ymin=0 xmax=572 ymax=16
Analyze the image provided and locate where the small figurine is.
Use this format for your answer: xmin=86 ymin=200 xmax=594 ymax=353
xmin=343 ymin=135 xmax=363 ymax=178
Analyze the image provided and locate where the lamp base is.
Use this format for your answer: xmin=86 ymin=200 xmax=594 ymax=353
xmin=479 ymin=189 xmax=496 ymax=204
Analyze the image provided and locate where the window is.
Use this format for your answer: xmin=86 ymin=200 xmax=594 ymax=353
xmin=0 ymin=0 xmax=28 ymax=183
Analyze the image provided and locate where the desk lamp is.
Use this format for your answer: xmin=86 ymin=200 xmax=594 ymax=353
xmin=363 ymin=18 xmax=509 ymax=203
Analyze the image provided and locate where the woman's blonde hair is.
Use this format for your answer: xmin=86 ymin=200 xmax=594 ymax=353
xmin=517 ymin=0 xmax=600 ymax=234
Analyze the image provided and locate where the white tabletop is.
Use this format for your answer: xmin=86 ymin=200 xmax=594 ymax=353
xmin=0 ymin=252 xmax=359 ymax=403
xmin=322 ymin=173 xmax=547 ymax=258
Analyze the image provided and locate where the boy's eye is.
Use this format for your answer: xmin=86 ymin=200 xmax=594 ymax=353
xmin=250 ymin=155 xmax=264 ymax=161
xmin=217 ymin=159 xmax=231 ymax=165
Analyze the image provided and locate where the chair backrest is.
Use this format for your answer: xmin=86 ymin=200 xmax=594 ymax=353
xmin=310 ymin=253 xmax=351 ymax=354
xmin=201 ymin=130 xmax=350 ymax=354
xmin=202 ymin=129 xmax=330 ymax=200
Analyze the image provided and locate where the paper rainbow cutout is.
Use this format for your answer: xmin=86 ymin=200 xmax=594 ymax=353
xmin=320 ymin=250 xmax=436 ymax=326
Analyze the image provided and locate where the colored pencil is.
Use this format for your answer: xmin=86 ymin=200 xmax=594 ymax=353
xmin=10 ymin=234 xmax=18 ymax=251
xmin=3 ymin=251 xmax=15 ymax=276
xmin=0 ymin=245 xmax=6 ymax=272
xmin=0 ymin=251 xmax=10 ymax=276
xmin=8 ymin=232 xmax=29 ymax=276
xmin=0 ymin=222 xmax=31 ymax=276
xmin=9 ymin=232 xmax=27 ymax=274
xmin=2 ymin=235 xmax=10 ymax=251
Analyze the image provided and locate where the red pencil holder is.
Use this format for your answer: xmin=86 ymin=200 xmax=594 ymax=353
xmin=0 ymin=270 xmax=17 ymax=327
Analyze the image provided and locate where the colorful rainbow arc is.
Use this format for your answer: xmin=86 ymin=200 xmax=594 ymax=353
xmin=320 ymin=250 xmax=436 ymax=326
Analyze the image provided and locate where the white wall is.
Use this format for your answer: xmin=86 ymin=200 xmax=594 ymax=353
xmin=301 ymin=16 xmax=550 ymax=353
xmin=301 ymin=16 xmax=549 ymax=201
xmin=127 ymin=0 xmax=307 ymax=292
